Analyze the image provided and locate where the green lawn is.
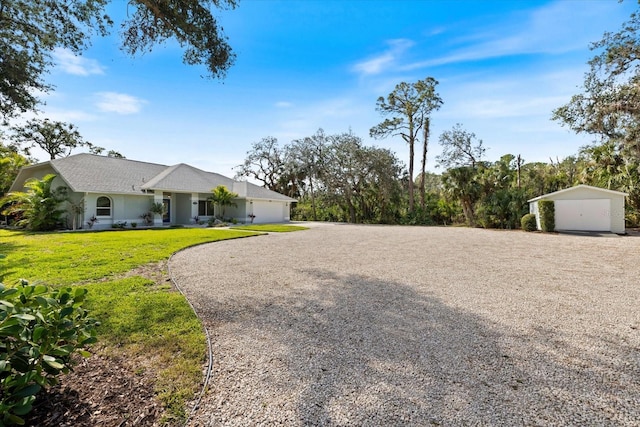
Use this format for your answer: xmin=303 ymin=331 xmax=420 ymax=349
xmin=230 ymin=224 xmax=309 ymax=232
xmin=0 ymin=228 xmax=259 ymax=424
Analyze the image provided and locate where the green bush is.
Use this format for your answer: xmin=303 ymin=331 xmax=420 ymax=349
xmin=0 ymin=281 xmax=98 ymax=425
xmin=521 ymin=213 xmax=537 ymax=231
xmin=538 ymin=200 xmax=555 ymax=232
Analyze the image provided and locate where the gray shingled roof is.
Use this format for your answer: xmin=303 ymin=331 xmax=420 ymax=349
xmin=141 ymin=163 xmax=235 ymax=193
xmin=35 ymin=153 xmax=295 ymax=201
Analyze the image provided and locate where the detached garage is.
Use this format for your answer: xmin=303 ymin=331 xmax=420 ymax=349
xmin=528 ymin=185 xmax=627 ymax=234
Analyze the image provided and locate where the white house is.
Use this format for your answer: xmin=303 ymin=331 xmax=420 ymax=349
xmin=528 ymin=185 xmax=627 ymax=234
xmin=9 ymin=154 xmax=296 ymax=229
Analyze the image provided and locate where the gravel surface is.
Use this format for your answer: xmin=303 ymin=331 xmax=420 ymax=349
xmin=169 ymin=223 xmax=640 ymax=426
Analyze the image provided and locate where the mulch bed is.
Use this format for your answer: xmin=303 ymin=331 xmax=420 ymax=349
xmin=24 ymin=353 xmax=162 ymax=427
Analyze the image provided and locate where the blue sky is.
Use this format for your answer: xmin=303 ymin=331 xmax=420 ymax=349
xmin=29 ymin=0 xmax=637 ymax=179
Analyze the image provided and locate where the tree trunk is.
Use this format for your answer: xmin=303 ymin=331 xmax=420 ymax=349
xmin=420 ymin=118 xmax=430 ymax=209
xmin=462 ymin=199 xmax=475 ymax=227
xmin=408 ymin=140 xmax=415 ymax=213
xmin=310 ymin=178 xmax=317 ymax=221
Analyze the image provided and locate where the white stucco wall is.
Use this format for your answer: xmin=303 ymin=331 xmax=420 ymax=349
xmin=529 ymin=187 xmax=626 ymax=234
xmin=84 ymin=193 xmax=154 ymax=229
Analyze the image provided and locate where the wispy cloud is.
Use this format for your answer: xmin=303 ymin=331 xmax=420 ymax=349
xmin=95 ymin=92 xmax=146 ymax=114
xmin=53 ymin=48 xmax=105 ymax=76
xmin=352 ymin=39 xmax=414 ymax=76
xmin=275 ymin=101 xmax=293 ymax=108
xmin=402 ymin=1 xmax=620 ymax=71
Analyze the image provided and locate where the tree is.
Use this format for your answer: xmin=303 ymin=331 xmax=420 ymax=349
xmin=288 ymin=129 xmax=328 ymax=221
xmin=10 ymin=119 xmax=91 ymax=160
xmin=323 ymin=132 xmax=404 ymax=223
xmin=370 ymin=78 xmax=443 ymax=212
xmin=235 ymin=137 xmax=286 ymax=192
xmin=552 ymin=8 xmax=640 ymax=157
xmin=208 ymin=185 xmax=238 ymax=219
xmin=1 ymin=174 xmax=68 ymax=230
xmin=441 ymin=166 xmax=482 ymax=227
xmin=436 ymin=124 xmax=486 ymax=170
xmin=1 ymin=0 xmax=237 ymax=119
xmin=0 ymin=141 xmax=30 ymax=196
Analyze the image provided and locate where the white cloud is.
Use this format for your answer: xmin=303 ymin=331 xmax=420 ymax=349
xmin=352 ymin=39 xmax=414 ymax=76
xmin=95 ymin=92 xmax=146 ymax=114
xmin=53 ymin=48 xmax=105 ymax=76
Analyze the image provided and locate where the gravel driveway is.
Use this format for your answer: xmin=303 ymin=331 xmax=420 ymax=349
xmin=169 ymin=224 xmax=640 ymax=426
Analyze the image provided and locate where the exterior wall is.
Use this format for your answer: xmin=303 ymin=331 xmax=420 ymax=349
xmin=10 ymin=165 xmax=58 ymax=191
xmin=174 ymin=193 xmax=192 ymax=225
xmin=84 ymin=193 xmax=153 ymax=229
xmin=610 ymin=196 xmax=626 ymax=234
xmin=529 ymin=189 xmax=626 ymax=233
xmin=251 ymin=200 xmax=290 ymax=223
xmin=529 ymin=201 xmax=541 ymax=230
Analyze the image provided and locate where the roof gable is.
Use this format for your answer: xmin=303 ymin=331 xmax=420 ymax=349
xmin=141 ymin=163 xmax=234 ymax=193
xmin=528 ymin=184 xmax=628 ymax=202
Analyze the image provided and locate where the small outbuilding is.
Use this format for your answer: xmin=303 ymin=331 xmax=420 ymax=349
xmin=528 ymin=185 xmax=628 ymax=234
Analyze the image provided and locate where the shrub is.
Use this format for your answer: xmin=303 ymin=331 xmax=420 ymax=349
xmin=521 ymin=213 xmax=537 ymax=231
xmin=112 ymin=221 xmax=127 ymax=229
xmin=0 ymin=281 xmax=98 ymax=425
xmin=538 ymin=200 xmax=555 ymax=232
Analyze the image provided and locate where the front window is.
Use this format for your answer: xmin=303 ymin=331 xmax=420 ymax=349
xmin=198 ymin=200 xmax=212 ymax=216
xmin=96 ymin=196 xmax=112 ymax=217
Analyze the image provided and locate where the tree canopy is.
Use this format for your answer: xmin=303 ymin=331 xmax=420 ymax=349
xmin=370 ymin=78 xmax=442 ymax=212
xmin=552 ymin=8 xmax=640 ymax=155
xmin=0 ymin=0 xmax=237 ymax=119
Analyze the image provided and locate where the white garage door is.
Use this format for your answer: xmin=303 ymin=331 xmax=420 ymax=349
xmin=554 ymin=199 xmax=611 ymax=231
xmin=253 ymin=201 xmax=284 ymax=223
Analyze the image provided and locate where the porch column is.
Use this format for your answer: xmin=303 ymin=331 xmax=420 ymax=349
xmin=191 ymin=193 xmax=199 ymax=223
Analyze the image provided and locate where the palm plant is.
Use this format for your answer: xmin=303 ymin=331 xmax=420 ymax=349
xmin=208 ymin=185 xmax=238 ymax=219
xmin=1 ymin=174 xmax=68 ymax=231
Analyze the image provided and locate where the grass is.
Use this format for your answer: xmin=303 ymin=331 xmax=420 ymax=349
xmin=0 ymin=228 xmax=256 ymax=285
xmin=230 ymin=224 xmax=308 ymax=232
xmin=0 ymin=228 xmax=260 ymax=424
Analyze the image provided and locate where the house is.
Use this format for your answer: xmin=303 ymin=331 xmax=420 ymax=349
xmin=528 ymin=185 xmax=627 ymax=234
xmin=9 ymin=154 xmax=296 ymax=229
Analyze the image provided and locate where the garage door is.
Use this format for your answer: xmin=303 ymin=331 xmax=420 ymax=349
xmin=554 ymin=199 xmax=611 ymax=231
xmin=253 ymin=201 xmax=284 ymax=223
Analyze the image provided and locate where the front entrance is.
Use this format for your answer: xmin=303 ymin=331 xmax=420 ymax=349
xmin=163 ymin=199 xmax=171 ymax=223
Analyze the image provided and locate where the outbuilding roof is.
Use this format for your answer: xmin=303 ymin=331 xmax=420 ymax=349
xmin=527 ymin=184 xmax=628 ymax=203
xmin=11 ymin=153 xmax=296 ymax=202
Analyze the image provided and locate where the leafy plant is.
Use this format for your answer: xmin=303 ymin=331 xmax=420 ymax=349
xmin=111 ymin=221 xmax=127 ymax=229
xmin=86 ymin=215 xmax=99 ymax=229
xmin=149 ymin=202 xmax=166 ymax=216
xmin=521 ymin=213 xmax=537 ymax=232
xmin=538 ymin=200 xmax=555 ymax=232
xmin=0 ymin=281 xmax=98 ymax=425
xmin=0 ymin=174 xmax=68 ymax=231
xmin=208 ymin=186 xmax=237 ymax=219
xmin=140 ymin=211 xmax=153 ymax=225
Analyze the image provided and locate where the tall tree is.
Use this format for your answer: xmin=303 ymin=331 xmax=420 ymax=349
xmin=288 ymin=129 xmax=328 ymax=221
xmin=436 ymin=124 xmax=486 ymax=170
xmin=10 ymin=119 xmax=88 ymax=160
xmin=1 ymin=0 xmax=237 ymax=119
xmin=552 ymin=8 xmax=640 ymax=157
xmin=235 ymin=137 xmax=286 ymax=192
xmin=370 ymin=78 xmax=443 ymax=212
